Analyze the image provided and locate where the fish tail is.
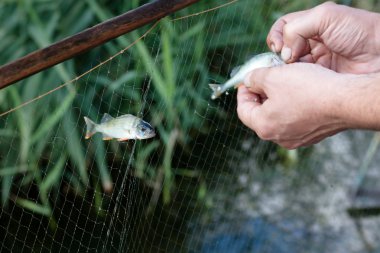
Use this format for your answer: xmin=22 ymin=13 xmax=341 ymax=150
xmin=209 ymin=83 xmax=223 ymax=100
xmin=84 ymin=117 xmax=97 ymax=139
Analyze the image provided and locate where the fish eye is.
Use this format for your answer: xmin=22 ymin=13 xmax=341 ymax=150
xmin=139 ymin=121 xmax=152 ymax=132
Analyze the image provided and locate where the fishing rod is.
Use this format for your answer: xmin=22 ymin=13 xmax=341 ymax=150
xmin=0 ymin=0 xmax=200 ymax=89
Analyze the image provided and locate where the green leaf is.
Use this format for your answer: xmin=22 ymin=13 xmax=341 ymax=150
xmin=174 ymin=168 xmax=201 ymax=178
xmin=64 ymin=171 xmax=85 ymax=196
xmin=40 ymin=155 xmax=66 ymax=193
xmin=161 ymin=20 xmax=175 ymax=100
xmin=0 ymin=165 xmax=28 ymax=177
xmin=197 ymin=181 xmax=207 ymax=201
xmin=92 ymin=135 xmax=113 ymax=193
xmin=133 ymin=36 xmax=170 ymax=107
xmin=178 ymin=21 xmax=205 ymax=42
xmin=9 ymin=87 xmax=31 ymax=164
xmin=31 ymin=90 xmax=75 ymax=144
xmin=162 ymin=129 xmax=179 ymax=204
xmin=1 ymin=175 xmax=12 ymax=207
xmin=93 ymin=178 xmax=106 ymax=217
xmin=105 ymin=71 xmax=141 ymax=98
xmin=63 ymin=113 xmax=89 ymax=185
xmin=15 ymin=198 xmax=51 ymax=217
xmin=135 ymin=140 xmax=160 ymax=177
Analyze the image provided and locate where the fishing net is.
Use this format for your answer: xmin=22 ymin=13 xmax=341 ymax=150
xmin=1 ymin=0 xmax=380 ymax=252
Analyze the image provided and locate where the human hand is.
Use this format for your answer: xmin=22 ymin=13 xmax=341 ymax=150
xmin=237 ymin=63 xmax=356 ymax=149
xmin=268 ymin=2 xmax=380 ymax=74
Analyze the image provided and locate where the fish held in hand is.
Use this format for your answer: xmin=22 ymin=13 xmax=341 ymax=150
xmin=209 ymin=52 xmax=284 ymax=99
xmin=84 ymin=113 xmax=155 ymax=141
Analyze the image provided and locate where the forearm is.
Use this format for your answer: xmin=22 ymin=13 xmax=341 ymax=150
xmin=373 ymin=13 xmax=380 ymax=57
xmin=335 ymin=73 xmax=380 ymax=130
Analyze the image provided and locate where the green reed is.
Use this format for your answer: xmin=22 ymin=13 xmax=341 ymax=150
xmin=1 ymin=0 xmax=368 ymax=223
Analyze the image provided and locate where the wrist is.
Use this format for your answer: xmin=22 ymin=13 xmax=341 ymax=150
xmin=333 ymin=73 xmax=380 ymax=130
xmin=370 ymin=12 xmax=380 ymax=56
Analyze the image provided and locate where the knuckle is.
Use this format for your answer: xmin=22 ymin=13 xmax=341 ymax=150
xmin=282 ymin=23 xmax=301 ymax=45
xmin=245 ymin=71 xmax=255 ymax=87
xmin=256 ymin=130 xmax=269 ymax=140
xmin=282 ymin=24 xmax=294 ymax=40
xmin=314 ymin=1 xmax=336 ymax=15
xmin=236 ymin=104 xmax=245 ymax=120
xmin=255 ymin=121 xmax=274 ymax=141
xmin=320 ymin=1 xmax=336 ymax=7
xmin=281 ymin=142 xmax=298 ymax=150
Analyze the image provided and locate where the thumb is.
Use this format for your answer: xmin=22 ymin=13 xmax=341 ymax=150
xmin=236 ymin=86 xmax=262 ymax=130
xmin=281 ymin=14 xmax=317 ymax=62
xmin=243 ymin=67 xmax=270 ymax=96
xmin=270 ymin=2 xmax=335 ymax=62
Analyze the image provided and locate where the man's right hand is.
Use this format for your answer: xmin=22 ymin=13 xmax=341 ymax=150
xmin=267 ymin=2 xmax=380 ymax=74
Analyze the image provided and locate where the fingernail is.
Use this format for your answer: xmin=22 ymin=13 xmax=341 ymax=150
xmin=281 ymin=46 xmax=292 ymax=62
xmin=270 ymin=43 xmax=276 ymax=53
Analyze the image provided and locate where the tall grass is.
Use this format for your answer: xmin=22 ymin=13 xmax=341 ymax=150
xmin=0 ymin=0 xmax=375 ymax=236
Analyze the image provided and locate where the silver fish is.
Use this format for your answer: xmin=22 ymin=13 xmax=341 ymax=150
xmin=209 ymin=52 xmax=284 ymax=99
xmin=84 ymin=113 xmax=155 ymax=141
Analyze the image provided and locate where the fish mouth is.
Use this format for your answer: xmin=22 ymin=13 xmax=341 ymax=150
xmin=138 ymin=130 xmax=156 ymax=139
xmin=145 ymin=130 xmax=156 ymax=138
xmin=136 ymin=120 xmax=156 ymax=139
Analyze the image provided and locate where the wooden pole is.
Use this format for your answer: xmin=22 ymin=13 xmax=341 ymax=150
xmin=0 ymin=0 xmax=200 ymax=89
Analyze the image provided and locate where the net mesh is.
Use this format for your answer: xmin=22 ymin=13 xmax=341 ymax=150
xmin=1 ymin=0 xmax=380 ymax=252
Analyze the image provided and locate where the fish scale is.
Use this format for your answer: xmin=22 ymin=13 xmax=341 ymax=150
xmin=209 ymin=52 xmax=284 ymax=99
xmin=84 ymin=113 xmax=155 ymax=141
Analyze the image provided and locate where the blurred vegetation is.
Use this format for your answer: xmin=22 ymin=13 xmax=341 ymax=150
xmin=1 ymin=0 xmax=380 ymax=250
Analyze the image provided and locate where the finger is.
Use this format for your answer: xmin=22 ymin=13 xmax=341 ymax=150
xmin=236 ymin=86 xmax=261 ymax=129
xmin=308 ymin=40 xmax=332 ymax=69
xmin=282 ymin=20 xmax=312 ymax=62
xmin=282 ymin=8 xmax=325 ymax=62
xmin=294 ymin=40 xmax=332 ymax=67
xmin=267 ymin=11 xmax=306 ymax=53
xmin=299 ymin=54 xmax=314 ymax=63
xmin=237 ymin=85 xmax=261 ymax=106
xmin=243 ymin=68 xmax=270 ymax=95
xmin=267 ymin=19 xmax=285 ymax=53
xmin=310 ymin=40 xmax=330 ymax=57
xmin=315 ymin=54 xmax=333 ymax=70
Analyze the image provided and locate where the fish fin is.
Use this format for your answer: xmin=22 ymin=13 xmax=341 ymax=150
xmin=209 ymin=83 xmax=223 ymax=100
xmin=84 ymin=117 xmax=97 ymax=139
xmin=117 ymin=138 xmax=129 ymax=142
xmin=117 ymin=114 xmax=133 ymax=119
xmin=101 ymin=113 xmax=114 ymax=124
xmin=246 ymin=54 xmax=257 ymax=61
xmin=102 ymin=134 xmax=113 ymax=141
xmin=230 ymin=66 xmax=241 ymax=77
